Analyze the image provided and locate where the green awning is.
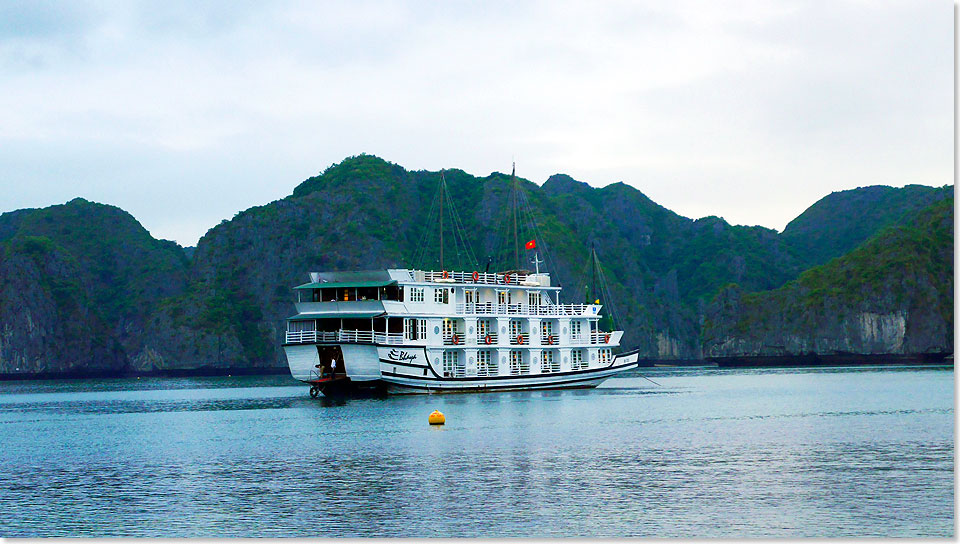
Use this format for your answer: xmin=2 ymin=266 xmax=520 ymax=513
xmin=293 ymin=280 xmax=397 ymax=290
xmin=287 ymin=311 xmax=386 ymax=320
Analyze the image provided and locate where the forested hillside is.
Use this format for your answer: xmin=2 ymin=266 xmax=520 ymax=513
xmin=0 ymin=155 xmax=952 ymax=375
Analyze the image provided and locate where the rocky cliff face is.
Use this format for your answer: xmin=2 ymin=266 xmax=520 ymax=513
xmin=703 ymin=198 xmax=953 ymax=361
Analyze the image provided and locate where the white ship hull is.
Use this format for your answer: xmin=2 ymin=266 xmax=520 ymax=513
xmin=282 ymin=267 xmax=639 ymax=397
xmin=284 ymin=341 xmax=639 ymax=395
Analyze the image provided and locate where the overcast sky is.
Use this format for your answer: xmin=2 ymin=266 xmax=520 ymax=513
xmin=0 ymin=1 xmax=952 ymax=246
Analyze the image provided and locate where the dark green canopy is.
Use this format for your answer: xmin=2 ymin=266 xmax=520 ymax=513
xmin=293 ymin=280 xmax=397 ymax=290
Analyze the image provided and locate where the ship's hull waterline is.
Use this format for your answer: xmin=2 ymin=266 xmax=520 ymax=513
xmin=284 ymin=342 xmax=640 ymax=395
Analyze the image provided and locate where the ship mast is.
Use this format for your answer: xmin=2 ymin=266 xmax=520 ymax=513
xmin=512 ymin=162 xmax=519 ymax=270
xmin=440 ymin=170 xmax=444 ymax=270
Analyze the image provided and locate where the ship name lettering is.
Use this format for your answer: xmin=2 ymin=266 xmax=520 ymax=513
xmin=388 ymin=349 xmax=417 ymax=362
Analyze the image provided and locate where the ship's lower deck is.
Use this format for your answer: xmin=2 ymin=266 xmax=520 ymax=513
xmin=284 ymin=342 xmax=639 ymax=395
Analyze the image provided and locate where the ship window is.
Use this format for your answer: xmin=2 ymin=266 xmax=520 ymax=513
xmin=509 ymin=320 xmax=523 ymax=339
xmin=404 ymin=318 xmax=417 ymax=340
xmin=528 ymin=291 xmax=541 ymax=307
xmin=541 ymin=350 xmax=559 ymax=373
xmin=409 ymin=287 xmax=425 ymax=303
xmin=434 ymin=288 xmax=449 ymax=304
xmin=509 ymin=350 xmax=528 ymax=375
xmin=287 ymin=320 xmax=316 ymax=332
xmin=477 ymin=350 xmax=496 ymax=377
xmin=599 ymin=348 xmax=612 ymax=365
xmin=442 ymin=351 xmax=463 ymax=378
xmin=571 ymin=321 xmax=583 ymax=342
xmin=571 ymin=349 xmax=584 ymax=370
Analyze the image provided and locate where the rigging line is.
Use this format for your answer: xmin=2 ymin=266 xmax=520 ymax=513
xmin=412 ymin=179 xmax=442 ymax=269
xmin=570 ymin=253 xmax=593 ymax=305
xmin=638 ymin=373 xmax=662 ymax=387
xmin=442 ymin=180 xmax=478 ymax=269
xmin=516 ymin=187 xmax=561 ymax=285
xmin=595 ymin=255 xmax=624 ymax=332
xmin=491 ymin=178 xmax=512 ymax=272
xmin=445 ymin=182 xmax=478 ymax=268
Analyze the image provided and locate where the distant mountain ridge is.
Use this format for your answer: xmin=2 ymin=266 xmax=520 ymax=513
xmin=0 ymin=155 xmax=952 ymax=376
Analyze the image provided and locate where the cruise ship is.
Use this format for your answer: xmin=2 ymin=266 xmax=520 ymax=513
xmin=283 ymin=267 xmax=640 ymax=396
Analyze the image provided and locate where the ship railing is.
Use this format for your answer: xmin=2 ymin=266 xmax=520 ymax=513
xmin=540 ymin=333 xmax=558 ymax=345
xmin=420 ymin=270 xmax=528 ymax=285
xmin=442 ymin=332 xmax=465 ymax=346
xmin=476 ymin=332 xmax=498 ymax=345
xmin=590 ymin=331 xmax=615 ymax=345
xmin=374 ymin=332 xmax=405 ymax=345
xmin=509 ymin=333 xmax=530 ymax=346
xmin=285 ymin=329 xmax=405 ymax=345
xmin=455 ymin=302 xmax=590 ymax=316
xmin=285 ymin=330 xmax=318 ymax=343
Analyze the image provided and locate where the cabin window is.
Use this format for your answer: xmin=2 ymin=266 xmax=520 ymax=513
xmin=571 ymin=349 xmax=584 ymax=370
xmin=571 ymin=321 xmax=583 ymax=342
xmin=465 ymin=289 xmax=475 ymax=303
xmin=599 ymin=348 xmax=612 ymax=365
xmin=287 ymin=320 xmax=316 ymax=332
xmin=541 ymin=350 xmax=559 ymax=373
xmin=434 ymin=288 xmax=449 ymax=304
xmin=509 ymin=350 xmax=528 ymax=375
xmin=528 ymin=291 xmax=541 ymax=307
xmin=404 ymin=318 xmax=416 ymax=340
xmin=442 ymin=351 xmax=463 ymax=378
xmin=409 ymin=287 xmax=425 ymax=303
xmin=477 ymin=350 xmax=495 ymax=377
xmin=509 ymin=319 xmax=523 ymax=340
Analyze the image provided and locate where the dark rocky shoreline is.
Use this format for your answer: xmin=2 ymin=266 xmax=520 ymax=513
xmin=0 ymin=366 xmax=289 ymax=382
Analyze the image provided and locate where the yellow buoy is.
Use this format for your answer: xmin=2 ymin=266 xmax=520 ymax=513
xmin=428 ymin=410 xmax=445 ymax=425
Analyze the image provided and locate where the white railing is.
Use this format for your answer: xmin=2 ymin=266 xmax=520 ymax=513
xmin=442 ymin=333 xmax=464 ymax=346
xmin=509 ymin=333 xmax=530 ymax=346
xmin=590 ymin=331 xmax=615 ymax=345
xmin=285 ymin=329 xmax=404 ymax=345
xmin=477 ymin=332 xmax=498 ymax=345
xmin=540 ymin=334 xmax=558 ymax=346
xmin=419 ymin=270 xmax=529 ymax=285
xmin=455 ymin=302 xmax=591 ymax=316
xmin=285 ymin=330 xmax=318 ymax=343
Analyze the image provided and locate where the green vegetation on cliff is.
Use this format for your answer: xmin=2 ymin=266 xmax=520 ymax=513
xmin=703 ymin=198 xmax=954 ymax=358
xmin=0 ymin=155 xmax=952 ymax=374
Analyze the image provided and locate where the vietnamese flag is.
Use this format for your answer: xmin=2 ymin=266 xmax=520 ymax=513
xmin=525 ymin=239 xmax=536 ymax=250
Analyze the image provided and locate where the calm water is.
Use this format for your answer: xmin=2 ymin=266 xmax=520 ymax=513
xmin=0 ymin=365 xmax=953 ymax=538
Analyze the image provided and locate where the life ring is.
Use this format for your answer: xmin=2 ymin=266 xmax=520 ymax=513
xmin=452 ymin=334 xmax=460 ymax=345
xmin=604 ymin=333 xmax=611 ymax=344
xmin=504 ymin=273 xmax=511 ymax=284
xmin=442 ymin=270 xmax=449 ymax=279
xmin=472 ymin=271 xmax=479 ymax=282
xmin=547 ymin=335 xmax=555 ymax=345
xmin=484 ymin=334 xmax=493 ymax=345
xmin=516 ymin=334 xmax=524 ymax=345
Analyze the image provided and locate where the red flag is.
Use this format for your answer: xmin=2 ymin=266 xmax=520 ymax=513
xmin=525 ymin=239 xmax=536 ymax=250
